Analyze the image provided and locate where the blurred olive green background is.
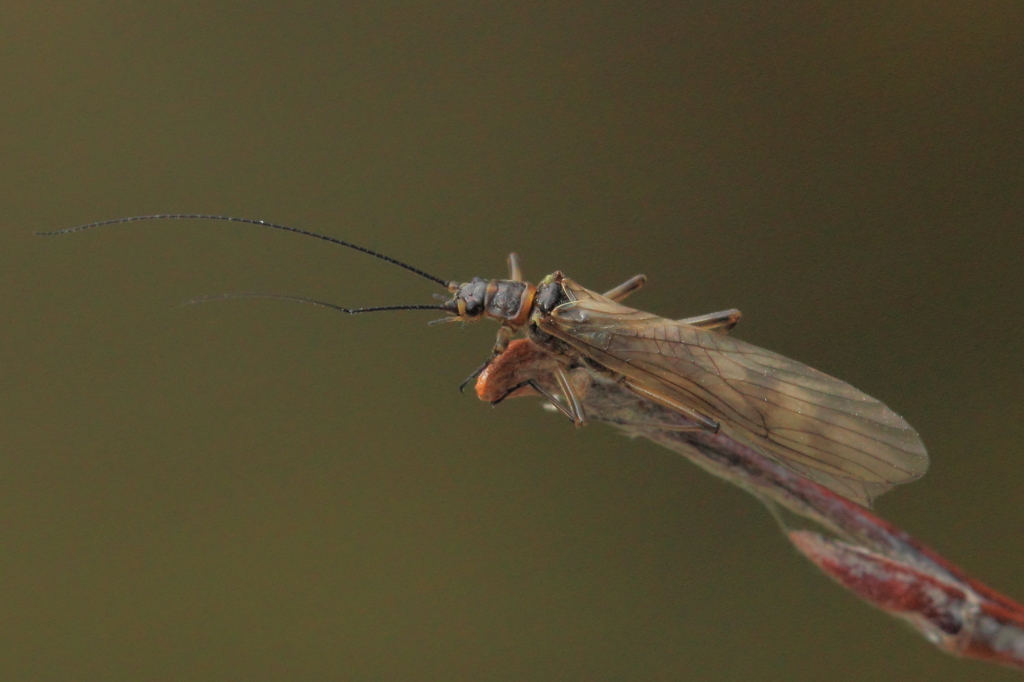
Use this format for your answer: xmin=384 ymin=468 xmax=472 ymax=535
xmin=2 ymin=2 xmax=1022 ymax=681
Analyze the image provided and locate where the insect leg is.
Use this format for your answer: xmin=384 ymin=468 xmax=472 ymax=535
xmin=458 ymin=325 xmax=517 ymax=392
xmin=458 ymin=359 xmax=492 ymax=393
xmin=507 ymin=253 xmax=523 ymax=281
xmin=677 ymin=308 xmax=742 ymax=334
xmin=491 ymin=375 xmax=584 ymax=425
xmin=602 ymin=274 xmax=647 ymax=302
xmin=488 ymin=379 xmax=535 ymax=405
xmin=496 ymin=324 xmax=515 ymax=351
xmin=553 ymin=365 xmax=587 ymax=426
xmin=621 ymin=420 xmax=710 ymax=432
xmin=622 ymin=378 xmax=719 ymax=432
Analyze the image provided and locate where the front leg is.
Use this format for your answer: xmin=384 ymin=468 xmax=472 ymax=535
xmin=457 ymin=324 xmax=516 ymax=392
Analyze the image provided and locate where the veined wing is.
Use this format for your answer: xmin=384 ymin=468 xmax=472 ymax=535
xmin=539 ymin=278 xmax=928 ymax=507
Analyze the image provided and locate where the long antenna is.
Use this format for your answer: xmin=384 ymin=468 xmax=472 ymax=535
xmin=185 ymin=292 xmax=446 ymax=315
xmin=36 ymin=214 xmax=452 ymax=289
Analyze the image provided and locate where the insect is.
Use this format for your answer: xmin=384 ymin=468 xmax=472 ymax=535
xmin=39 ymin=214 xmax=928 ymax=508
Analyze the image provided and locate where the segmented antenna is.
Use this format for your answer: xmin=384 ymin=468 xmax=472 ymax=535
xmin=36 ymin=214 xmax=452 ymax=289
xmin=185 ymin=292 xmax=446 ymax=315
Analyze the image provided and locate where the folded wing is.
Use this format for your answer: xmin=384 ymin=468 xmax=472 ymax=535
xmin=540 ymin=279 xmax=928 ymax=507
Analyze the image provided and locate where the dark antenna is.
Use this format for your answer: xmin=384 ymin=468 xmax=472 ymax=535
xmin=185 ymin=292 xmax=446 ymax=315
xmin=36 ymin=214 xmax=452 ymax=289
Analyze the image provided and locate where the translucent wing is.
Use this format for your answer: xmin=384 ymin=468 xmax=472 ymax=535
xmin=538 ymin=278 xmax=928 ymax=507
